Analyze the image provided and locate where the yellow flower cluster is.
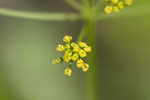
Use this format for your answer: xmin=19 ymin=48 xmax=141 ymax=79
xmin=52 ymin=35 xmax=92 ymax=77
xmin=104 ymin=0 xmax=133 ymax=14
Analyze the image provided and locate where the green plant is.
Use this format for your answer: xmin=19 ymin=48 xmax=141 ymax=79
xmin=0 ymin=0 xmax=135 ymax=100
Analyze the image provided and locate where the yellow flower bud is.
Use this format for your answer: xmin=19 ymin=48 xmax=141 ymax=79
xmin=118 ymin=1 xmax=124 ymax=9
xmin=52 ymin=58 xmax=61 ymax=64
xmin=71 ymin=42 xmax=78 ymax=47
xmin=63 ymin=55 xmax=71 ymax=63
xmin=65 ymin=44 xmax=70 ymax=49
xmin=84 ymin=46 xmax=92 ymax=53
xmin=104 ymin=5 xmax=113 ymax=14
xmin=78 ymin=41 xmax=88 ymax=48
xmin=76 ymin=59 xmax=84 ymax=68
xmin=111 ymin=0 xmax=118 ymax=4
xmin=79 ymin=49 xmax=87 ymax=58
xmin=71 ymin=53 xmax=79 ymax=61
xmin=56 ymin=44 xmax=64 ymax=52
xmin=112 ymin=6 xmax=120 ymax=13
xmin=71 ymin=42 xmax=80 ymax=52
xmin=82 ymin=63 xmax=89 ymax=72
xmin=63 ymin=50 xmax=72 ymax=63
xmin=124 ymin=0 xmax=133 ymax=6
xmin=64 ymin=68 xmax=72 ymax=77
xmin=63 ymin=35 xmax=72 ymax=42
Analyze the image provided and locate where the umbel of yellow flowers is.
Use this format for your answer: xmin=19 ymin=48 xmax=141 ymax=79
xmin=52 ymin=35 xmax=92 ymax=77
xmin=104 ymin=0 xmax=133 ymax=14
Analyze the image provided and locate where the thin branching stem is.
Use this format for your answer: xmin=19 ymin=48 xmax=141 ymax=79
xmin=0 ymin=8 xmax=80 ymax=21
xmin=64 ymin=0 xmax=82 ymax=11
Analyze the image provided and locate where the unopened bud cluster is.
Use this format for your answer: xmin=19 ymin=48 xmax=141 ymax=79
xmin=104 ymin=0 xmax=133 ymax=14
xmin=52 ymin=35 xmax=92 ymax=77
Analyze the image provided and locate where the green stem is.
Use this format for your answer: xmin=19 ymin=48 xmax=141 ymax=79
xmin=85 ymin=20 xmax=98 ymax=100
xmin=64 ymin=0 xmax=82 ymax=11
xmin=78 ymin=14 xmax=98 ymax=100
xmin=78 ymin=1 xmax=99 ymax=99
xmin=0 ymin=8 xmax=80 ymax=21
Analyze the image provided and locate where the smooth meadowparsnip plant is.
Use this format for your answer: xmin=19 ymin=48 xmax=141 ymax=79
xmin=0 ymin=0 xmax=133 ymax=85
xmin=0 ymin=0 xmax=133 ymax=99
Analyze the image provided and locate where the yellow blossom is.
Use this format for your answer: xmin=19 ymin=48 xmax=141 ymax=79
xmin=73 ymin=46 xmax=80 ymax=52
xmin=82 ymin=63 xmax=89 ymax=72
xmin=71 ymin=42 xmax=78 ymax=47
xmin=71 ymin=53 xmax=79 ymax=61
xmin=63 ymin=50 xmax=72 ymax=63
xmin=76 ymin=59 xmax=84 ymax=68
xmin=125 ymin=0 xmax=133 ymax=6
xmin=118 ymin=1 xmax=124 ymax=9
xmin=65 ymin=50 xmax=72 ymax=56
xmin=64 ymin=68 xmax=72 ymax=77
xmin=56 ymin=44 xmax=64 ymax=52
xmin=112 ymin=6 xmax=120 ymax=13
xmin=84 ymin=46 xmax=92 ymax=53
xmin=63 ymin=35 xmax=72 ymax=42
xmin=53 ymin=35 xmax=92 ymax=76
xmin=78 ymin=41 xmax=88 ymax=48
xmin=63 ymin=55 xmax=71 ymax=63
xmin=104 ymin=5 xmax=113 ymax=14
xmin=65 ymin=44 xmax=70 ymax=49
xmin=79 ymin=49 xmax=87 ymax=58
xmin=71 ymin=42 xmax=80 ymax=52
xmin=52 ymin=58 xmax=61 ymax=64
xmin=111 ymin=0 xmax=118 ymax=4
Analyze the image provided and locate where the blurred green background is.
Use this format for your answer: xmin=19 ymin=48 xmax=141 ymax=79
xmin=0 ymin=0 xmax=150 ymax=100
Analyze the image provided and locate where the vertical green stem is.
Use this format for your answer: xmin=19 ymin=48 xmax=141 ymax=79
xmin=85 ymin=20 xmax=98 ymax=100
xmin=78 ymin=20 xmax=98 ymax=100
xmin=78 ymin=1 xmax=99 ymax=100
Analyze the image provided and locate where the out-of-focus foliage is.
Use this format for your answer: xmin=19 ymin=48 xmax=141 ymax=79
xmin=0 ymin=0 xmax=150 ymax=100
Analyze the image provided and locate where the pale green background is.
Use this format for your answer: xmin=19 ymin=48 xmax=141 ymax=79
xmin=0 ymin=0 xmax=150 ymax=100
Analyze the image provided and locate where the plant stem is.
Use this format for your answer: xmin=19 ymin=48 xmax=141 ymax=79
xmin=78 ymin=0 xmax=99 ymax=99
xmin=0 ymin=8 xmax=80 ymax=21
xmin=78 ymin=11 xmax=98 ymax=100
xmin=64 ymin=0 xmax=82 ymax=11
xmin=85 ymin=20 xmax=98 ymax=100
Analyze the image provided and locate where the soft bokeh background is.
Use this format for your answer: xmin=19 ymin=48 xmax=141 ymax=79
xmin=0 ymin=0 xmax=150 ymax=100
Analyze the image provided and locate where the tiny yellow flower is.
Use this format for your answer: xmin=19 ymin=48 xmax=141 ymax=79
xmin=64 ymin=68 xmax=72 ymax=77
xmin=124 ymin=0 xmax=133 ymax=6
xmin=79 ymin=49 xmax=87 ymax=58
xmin=71 ymin=53 xmax=79 ymax=61
xmin=63 ymin=55 xmax=71 ymax=63
xmin=78 ymin=41 xmax=88 ymax=48
xmin=65 ymin=44 xmax=70 ymax=49
xmin=71 ymin=42 xmax=78 ymax=47
xmin=76 ymin=59 xmax=84 ymax=68
xmin=118 ymin=1 xmax=124 ymax=9
xmin=84 ymin=46 xmax=92 ymax=53
xmin=111 ymin=0 xmax=118 ymax=4
xmin=104 ymin=5 xmax=113 ymax=14
xmin=112 ymin=6 xmax=120 ymax=13
xmin=53 ymin=35 xmax=92 ymax=76
xmin=65 ymin=50 xmax=72 ymax=56
xmin=82 ymin=63 xmax=89 ymax=72
xmin=56 ymin=44 xmax=64 ymax=52
xmin=73 ymin=46 xmax=80 ymax=52
xmin=63 ymin=35 xmax=72 ymax=42
xmin=63 ymin=51 xmax=72 ymax=63
xmin=71 ymin=42 xmax=80 ymax=52
xmin=52 ymin=58 xmax=61 ymax=64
